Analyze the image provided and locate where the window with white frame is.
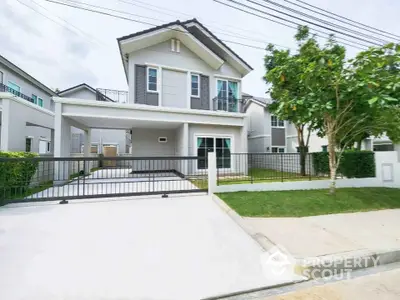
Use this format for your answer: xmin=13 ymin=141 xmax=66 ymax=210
xmin=271 ymin=147 xmax=285 ymax=153
xmin=271 ymin=115 xmax=284 ymax=127
xmin=147 ymin=67 xmax=158 ymax=92
xmin=191 ymin=74 xmax=200 ymax=97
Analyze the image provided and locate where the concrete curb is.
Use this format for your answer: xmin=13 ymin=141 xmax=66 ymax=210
xmin=297 ymin=248 xmax=400 ymax=279
xmin=211 ymin=194 xmax=276 ymax=251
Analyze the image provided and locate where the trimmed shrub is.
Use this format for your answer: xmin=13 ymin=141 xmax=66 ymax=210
xmin=312 ymin=150 xmax=375 ymax=178
xmin=0 ymin=152 xmax=39 ymax=206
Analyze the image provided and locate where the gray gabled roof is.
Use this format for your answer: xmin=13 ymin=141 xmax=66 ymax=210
xmin=243 ymin=95 xmax=273 ymax=112
xmin=57 ymin=83 xmax=115 ymax=102
xmin=0 ymin=55 xmax=57 ymax=96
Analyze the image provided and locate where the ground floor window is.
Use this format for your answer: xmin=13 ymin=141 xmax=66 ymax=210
xmin=25 ymin=137 xmax=33 ymax=152
xmin=271 ymin=147 xmax=285 ymax=153
xmin=196 ymin=136 xmax=232 ymax=169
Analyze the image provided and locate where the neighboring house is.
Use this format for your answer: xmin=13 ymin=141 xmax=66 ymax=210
xmin=53 ymin=19 xmax=251 ymax=172
xmin=244 ymin=96 xmax=328 ymax=153
xmin=57 ymin=83 xmax=129 ymax=154
xmin=0 ymin=55 xmax=56 ymax=154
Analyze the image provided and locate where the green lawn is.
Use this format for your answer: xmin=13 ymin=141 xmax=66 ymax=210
xmin=217 ymin=188 xmax=400 ymax=217
xmin=190 ymin=168 xmax=324 ymax=189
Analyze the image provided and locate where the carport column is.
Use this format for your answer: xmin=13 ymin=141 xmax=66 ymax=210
xmin=54 ymin=102 xmax=71 ymax=185
xmin=84 ymin=129 xmax=92 ymax=174
xmin=0 ymin=98 xmax=11 ymax=151
xmin=395 ymin=144 xmax=400 ymax=163
xmin=208 ymin=152 xmax=217 ymax=195
xmin=50 ymin=129 xmax=55 ymax=154
xmin=182 ymin=123 xmax=189 ymax=175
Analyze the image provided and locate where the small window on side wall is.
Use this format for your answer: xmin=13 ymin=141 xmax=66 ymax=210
xmin=191 ymin=74 xmax=200 ymax=97
xmin=271 ymin=147 xmax=285 ymax=153
xmin=147 ymin=67 xmax=158 ymax=92
xmin=158 ymin=137 xmax=167 ymax=143
xmin=25 ymin=137 xmax=32 ymax=152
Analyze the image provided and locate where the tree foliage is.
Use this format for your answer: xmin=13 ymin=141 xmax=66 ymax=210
xmin=264 ymin=26 xmax=400 ymax=193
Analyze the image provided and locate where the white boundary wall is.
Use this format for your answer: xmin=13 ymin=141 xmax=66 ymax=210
xmin=209 ymin=151 xmax=400 ymax=193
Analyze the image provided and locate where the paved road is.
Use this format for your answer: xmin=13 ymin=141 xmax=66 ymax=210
xmin=263 ymin=264 xmax=400 ymax=300
xmin=0 ymin=194 xmax=298 ymax=300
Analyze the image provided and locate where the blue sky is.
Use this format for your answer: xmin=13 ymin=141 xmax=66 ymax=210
xmin=1 ymin=0 xmax=399 ymax=97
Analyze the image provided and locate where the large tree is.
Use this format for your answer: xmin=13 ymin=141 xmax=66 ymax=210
xmin=264 ymin=27 xmax=319 ymax=176
xmin=265 ymin=27 xmax=400 ymax=193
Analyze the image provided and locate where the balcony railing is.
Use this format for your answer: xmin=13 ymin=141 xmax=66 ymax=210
xmin=212 ymin=97 xmax=245 ymax=113
xmin=96 ymin=88 xmax=128 ymax=103
xmin=0 ymin=83 xmax=35 ymax=103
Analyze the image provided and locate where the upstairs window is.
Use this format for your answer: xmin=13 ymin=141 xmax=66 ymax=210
xmin=191 ymin=74 xmax=200 ymax=97
xmin=38 ymin=97 xmax=43 ymax=107
xmin=271 ymin=115 xmax=284 ymax=127
xmin=147 ymin=67 xmax=158 ymax=92
xmin=32 ymin=94 xmax=38 ymax=105
xmin=8 ymin=81 xmax=20 ymax=93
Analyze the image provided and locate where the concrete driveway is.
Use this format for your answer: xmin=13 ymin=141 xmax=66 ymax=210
xmin=0 ymin=195 xmax=298 ymax=300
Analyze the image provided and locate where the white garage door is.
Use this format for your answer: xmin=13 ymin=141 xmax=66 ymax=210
xmin=162 ymin=69 xmax=187 ymax=108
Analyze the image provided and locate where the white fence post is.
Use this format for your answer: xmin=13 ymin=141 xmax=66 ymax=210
xmin=208 ymin=152 xmax=217 ymax=195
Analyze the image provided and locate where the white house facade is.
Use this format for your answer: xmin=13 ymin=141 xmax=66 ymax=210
xmin=0 ymin=55 xmax=56 ymax=154
xmin=53 ymin=19 xmax=251 ymax=173
xmin=245 ymin=96 xmax=329 ymax=153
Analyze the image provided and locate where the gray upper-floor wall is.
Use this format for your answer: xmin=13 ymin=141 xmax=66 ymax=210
xmin=128 ymin=39 xmax=243 ymax=110
xmin=0 ymin=58 xmax=56 ymax=112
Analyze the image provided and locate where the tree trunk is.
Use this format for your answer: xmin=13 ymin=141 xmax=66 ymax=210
xmin=299 ymin=146 xmax=307 ymax=176
xmin=327 ymin=124 xmax=337 ymax=195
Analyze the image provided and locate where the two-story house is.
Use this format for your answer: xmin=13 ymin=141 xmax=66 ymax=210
xmin=52 ymin=19 xmax=251 ymax=173
xmin=245 ymin=96 xmax=329 ymax=153
xmin=0 ymin=55 xmax=56 ymax=154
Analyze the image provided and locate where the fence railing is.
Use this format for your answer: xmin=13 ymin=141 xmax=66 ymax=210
xmin=216 ymin=153 xmax=326 ymax=185
xmin=0 ymin=83 xmax=35 ymax=103
xmin=96 ymin=88 xmax=128 ymax=103
xmin=0 ymin=156 xmax=208 ymax=205
xmin=212 ymin=97 xmax=245 ymax=113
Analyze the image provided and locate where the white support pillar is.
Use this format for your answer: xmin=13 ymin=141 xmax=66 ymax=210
xmin=240 ymin=118 xmax=249 ymax=175
xmin=0 ymin=99 xmax=11 ymax=151
xmin=395 ymin=144 xmax=400 ymax=162
xmin=54 ymin=102 xmax=71 ymax=185
xmin=182 ymin=123 xmax=189 ymax=175
xmin=84 ymin=129 xmax=92 ymax=173
xmin=208 ymin=151 xmax=217 ymax=195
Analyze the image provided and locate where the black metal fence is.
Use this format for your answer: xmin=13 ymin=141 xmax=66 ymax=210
xmin=0 ymin=83 xmax=35 ymax=103
xmin=96 ymin=88 xmax=128 ymax=103
xmin=212 ymin=97 xmax=246 ymax=113
xmin=216 ymin=153 xmax=327 ymax=185
xmin=0 ymin=156 xmax=208 ymax=205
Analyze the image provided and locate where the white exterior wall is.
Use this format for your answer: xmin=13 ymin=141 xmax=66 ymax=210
xmin=0 ymin=64 xmax=54 ymax=111
xmin=246 ymin=102 xmax=272 ymax=153
xmin=131 ymin=128 xmax=176 ymax=157
xmin=128 ymin=39 xmax=242 ymax=106
xmin=0 ymin=97 xmax=54 ymax=153
xmin=62 ymin=88 xmax=96 ymax=100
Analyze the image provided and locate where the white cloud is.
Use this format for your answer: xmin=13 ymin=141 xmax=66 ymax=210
xmin=1 ymin=0 xmax=398 ymax=97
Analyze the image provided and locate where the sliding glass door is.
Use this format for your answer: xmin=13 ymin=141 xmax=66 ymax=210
xmin=196 ymin=136 xmax=232 ymax=169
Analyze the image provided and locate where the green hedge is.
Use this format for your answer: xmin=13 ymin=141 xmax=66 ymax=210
xmin=312 ymin=150 xmax=375 ymax=178
xmin=0 ymin=152 xmax=39 ymax=206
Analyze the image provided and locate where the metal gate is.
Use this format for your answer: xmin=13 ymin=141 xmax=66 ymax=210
xmin=0 ymin=156 xmax=208 ymax=205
